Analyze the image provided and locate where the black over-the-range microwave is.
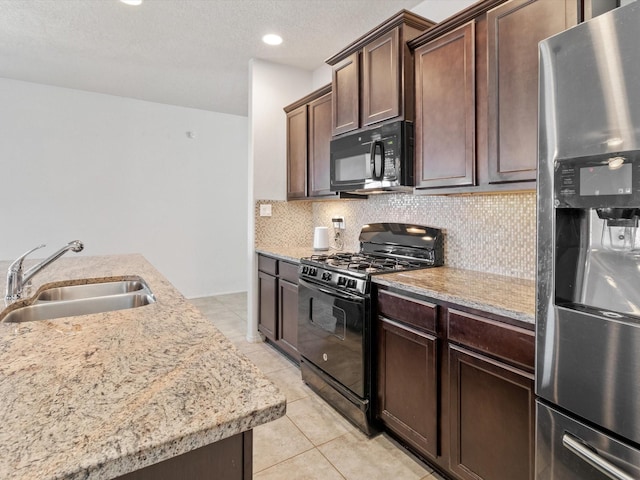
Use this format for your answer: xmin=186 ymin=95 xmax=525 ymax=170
xmin=329 ymin=120 xmax=414 ymax=194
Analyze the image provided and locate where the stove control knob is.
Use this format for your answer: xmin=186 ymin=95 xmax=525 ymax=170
xmin=302 ymin=266 xmax=308 ymax=274
xmin=322 ymin=272 xmax=332 ymax=281
xmin=310 ymin=267 xmax=318 ymax=276
xmin=347 ymin=279 xmax=357 ymax=289
xmin=337 ymin=277 xmax=346 ymax=286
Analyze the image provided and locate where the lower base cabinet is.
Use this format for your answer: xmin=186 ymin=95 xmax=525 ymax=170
xmin=375 ymin=287 xmax=535 ymax=480
xmin=257 ymin=254 xmax=300 ymax=362
xmin=377 ymin=312 xmax=439 ymax=460
xmin=448 ymin=345 xmax=534 ymax=480
xmin=115 ymin=430 xmax=252 ymax=480
xmin=277 ymin=277 xmax=299 ymax=360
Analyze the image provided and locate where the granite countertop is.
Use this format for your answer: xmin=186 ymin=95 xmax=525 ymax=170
xmin=373 ymin=267 xmax=536 ymax=325
xmin=0 ymin=254 xmax=285 ymax=480
xmin=255 ymin=245 xmax=321 ymax=264
xmin=257 ymin=247 xmax=535 ymax=324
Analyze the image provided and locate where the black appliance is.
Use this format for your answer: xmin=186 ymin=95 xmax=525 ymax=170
xmin=537 ymin=4 xmax=640 ymax=479
xmin=297 ymin=223 xmax=443 ymax=435
xmin=330 ymin=120 xmax=414 ymax=194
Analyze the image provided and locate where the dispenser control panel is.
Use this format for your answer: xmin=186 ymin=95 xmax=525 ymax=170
xmin=555 ymin=151 xmax=640 ymax=208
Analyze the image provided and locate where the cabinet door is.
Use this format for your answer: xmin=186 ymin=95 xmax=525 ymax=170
xmin=378 ymin=317 xmax=439 ymax=459
xmin=487 ymin=0 xmax=578 ymax=183
xmin=278 ymin=279 xmax=300 ymax=362
xmin=332 ymin=53 xmax=360 ymax=136
xmin=448 ymin=344 xmax=535 ymax=480
xmin=362 ymin=28 xmax=400 ymax=127
xmin=257 ymin=271 xmax=277 ymax=341
xmin=308 ymin=92 xmax=333 ymax=197
xmin=286 ymin=105 xmax=308 ymax=199
xmin=415 ymin=21 xmax=476 ymax=189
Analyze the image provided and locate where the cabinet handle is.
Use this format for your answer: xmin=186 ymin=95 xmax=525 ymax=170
xmin=562 ymin=433 xmax=634 ymax=480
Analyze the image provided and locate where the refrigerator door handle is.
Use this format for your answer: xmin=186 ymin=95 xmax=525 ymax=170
xmin=563 ymin=433 xmax=635 ymax=480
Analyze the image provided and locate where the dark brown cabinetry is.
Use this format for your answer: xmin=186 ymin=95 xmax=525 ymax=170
xmin=115 ymin=431 xmax=252 ymax=480
xmin=332 ymin=53 xmax=360 ymax=136
xmin=414 ymin=22 xmax=476 ymax=189
xmin=257 ymin=254 xmax=300 ymax=362
xmin=277 ymin=262 xmax=300 ymax=360
xmin=285 ymin=105 xmax=307 ymax=199
xmin=307 ymin=91 xmax=333 ymax=196
xmin=284 ymin=85 xmax=334 ymax=200
xmin=375 ymin=287 xmax=535 ymax=480
xmin=447 ymin=309 xmax=535 ymax=480
xmin=327 ymin=12 xmax=435 ymax=136
xmin=410 ymin=0 xmax=578 ymax=193
xmin=486 ymin=0 xmax=578 ymax=183
xmin=257 ymin=256 xmax=278 ymax=339
xmin=361 ymin=29 xmax=401 ymax=127
xmin=377 ymin=290 xmax=439 ymax=460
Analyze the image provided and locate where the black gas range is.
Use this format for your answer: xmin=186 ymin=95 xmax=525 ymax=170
xmin=297 ymin=223 xmax=444 ymax=435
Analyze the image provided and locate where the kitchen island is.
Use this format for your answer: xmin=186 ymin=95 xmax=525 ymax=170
xmin=0 ymin=254 xmax=285 ymax=480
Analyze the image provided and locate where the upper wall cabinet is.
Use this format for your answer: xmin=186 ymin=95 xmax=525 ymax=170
xmin=486 ymin=0 xmax=578 ymax=183
xmin=284 ymin=85 xmax=335 ymax=200
xmin=326 ymin=11 xmax=435 ymax=137
xmin=410 ymin=0 xmax=579 ymax=194
xmin=414 ymin=21 xmax=476 ymax=189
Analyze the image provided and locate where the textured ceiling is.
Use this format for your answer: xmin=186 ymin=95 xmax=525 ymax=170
xmin=0 ymin=0 xmax=476 ymax=116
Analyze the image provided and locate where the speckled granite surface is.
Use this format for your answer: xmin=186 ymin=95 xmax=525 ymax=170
xmin=255 ymin=247 xmax=535 ymax=323
xmin=373 ymin=267 xmax=535 ymax=324
xmin=0 ymin=254 xmax=285 ymax=480
xmin=255 ymin=246 xmax=320 ymax=264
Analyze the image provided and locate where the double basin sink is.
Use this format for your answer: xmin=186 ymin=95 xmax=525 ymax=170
xmin=0 ymin=277 xmax=156 ymax=323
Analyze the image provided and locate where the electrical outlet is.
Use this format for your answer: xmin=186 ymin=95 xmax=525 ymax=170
xmin=259 ymin=204 xmax=272 ymax=217
xmin=332 ymin=216 xmax=345 ymax=230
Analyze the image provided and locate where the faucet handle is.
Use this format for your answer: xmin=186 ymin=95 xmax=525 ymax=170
xmin=8 ymin=244 xmax=46 ymax=273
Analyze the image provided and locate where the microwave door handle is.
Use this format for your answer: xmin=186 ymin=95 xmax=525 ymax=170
xmin=369 ymin=141 xmax=377 ymax=179
xmin=369 ymin=141 xmax=384 ymax=181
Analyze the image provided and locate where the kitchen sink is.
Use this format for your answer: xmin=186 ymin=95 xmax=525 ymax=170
xmin=1 ymin=294 xmax=156 ymax=323
xmin=36 ymin=279 xmax=148 ymax=301
xmin=0 ymin=277 xmax=156 ymax=323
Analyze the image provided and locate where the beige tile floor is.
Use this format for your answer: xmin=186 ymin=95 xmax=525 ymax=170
xmin=190 ymin=293 xmax=445 ymax=480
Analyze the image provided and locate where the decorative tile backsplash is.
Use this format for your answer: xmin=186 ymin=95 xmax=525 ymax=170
xmin=256 ymin=192 xmax=536 ymax=279
xmin=255 ymin=200 xmax=314 ymax=248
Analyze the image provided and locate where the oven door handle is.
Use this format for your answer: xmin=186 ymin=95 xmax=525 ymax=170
xmin=563 ymin=433 xmax=635 ymax=480
xmin=299 ymin=278 xmax=363 ymax=302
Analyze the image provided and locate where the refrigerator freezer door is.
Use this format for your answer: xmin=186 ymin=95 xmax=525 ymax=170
xmin=536 ymin=401 xmax=640 ymax=480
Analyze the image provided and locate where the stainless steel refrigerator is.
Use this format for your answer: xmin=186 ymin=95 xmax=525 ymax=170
xmin=537 ymin=2 xmax=640 ymax=478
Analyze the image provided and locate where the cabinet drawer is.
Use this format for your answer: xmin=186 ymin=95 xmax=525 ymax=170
xmin=447 ymin=309 xmax=534 ymax=371
xmin=279 ymin=261 xmax=299 ymax=284
xmin=258 ymin=255 xmax=278 ymax=275
xmin=377 ymin=290 xmax=438 ymax=334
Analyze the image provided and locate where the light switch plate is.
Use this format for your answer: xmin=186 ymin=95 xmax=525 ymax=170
xmin=259 ymin=204 xmax=272 ymax=217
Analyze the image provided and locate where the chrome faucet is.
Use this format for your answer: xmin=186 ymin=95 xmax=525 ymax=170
xmin=5 ymin=240 xmax=84 ymax=304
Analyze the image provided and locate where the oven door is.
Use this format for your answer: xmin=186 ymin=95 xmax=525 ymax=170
xmin=298 ymin=278 xmax=367 ymax=398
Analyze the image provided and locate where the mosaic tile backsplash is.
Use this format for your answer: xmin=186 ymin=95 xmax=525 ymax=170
xmin=256 ymin=192 xmax=536 ymax=279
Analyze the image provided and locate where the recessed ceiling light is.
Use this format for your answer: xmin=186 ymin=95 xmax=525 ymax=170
xmin=262 ymin=34 xmax=283 ymax=46
xmin=120 ymin=0 xmax=143 ymax=5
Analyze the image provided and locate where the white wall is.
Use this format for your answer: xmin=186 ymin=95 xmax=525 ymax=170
xmin=249 ymin=59 xmax=313 ymax=201
xmin=312 ymin=64 xmax=332 ymax=90
xmin=0 ymin=78 xmax=248 ymax=298
xmin=246 ymin=59 xmax=312 ymax=341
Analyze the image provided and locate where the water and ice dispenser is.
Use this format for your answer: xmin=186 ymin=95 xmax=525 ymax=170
xmin=554 ymin=152 xmax=640 ymax=316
